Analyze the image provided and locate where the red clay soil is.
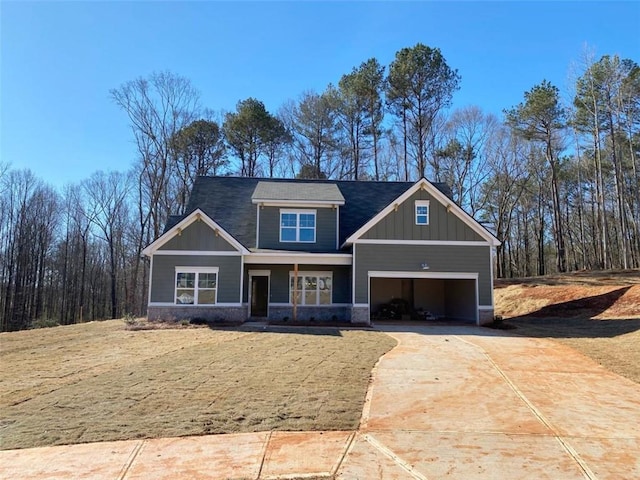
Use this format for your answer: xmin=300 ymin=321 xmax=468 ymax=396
xmin=494 ymin=270 xmax=640 ymax=320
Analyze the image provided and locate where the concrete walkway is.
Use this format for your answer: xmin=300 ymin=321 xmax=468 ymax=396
xmin=2 ymin=325 xmax=639 ymax=479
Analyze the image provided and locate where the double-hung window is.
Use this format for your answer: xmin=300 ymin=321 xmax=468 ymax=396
xmin=175 ymin=267 xmax=218 ymax=305
xmin=290 ymin=272 xmax=332 ymax=305
xmin=280 ymin=210 xmax=316 ymax=243
xmin=415 ymin=200 xmax=430 ymax=225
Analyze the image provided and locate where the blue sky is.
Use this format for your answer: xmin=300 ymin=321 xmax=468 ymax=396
xmin=2 ymin=1 xmax=639 ymax=188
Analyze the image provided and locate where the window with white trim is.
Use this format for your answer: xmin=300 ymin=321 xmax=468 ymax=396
xmin=415 ymin=200 xmax=430 ymax=225
xmin=175 ymin=267 xmax=218 ymax=305
xmin=289 ymin=272 xmax=332 ymax=305
xmin=280 ymin=210 xmax=316 ymax=243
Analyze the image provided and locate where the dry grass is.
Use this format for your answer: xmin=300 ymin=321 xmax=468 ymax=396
xmin=494 ymin=269 xmax=640 ymax=384
xmin=0 ymin=321 xmax=396 ymax=450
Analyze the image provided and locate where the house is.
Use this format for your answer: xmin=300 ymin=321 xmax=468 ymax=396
xmin=142 ymin=176 xmax=501 ymax=325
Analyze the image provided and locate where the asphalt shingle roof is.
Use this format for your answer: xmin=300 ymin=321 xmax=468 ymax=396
xmin=179 ymin=176 xmax=452 ymax=250
xmin=252 ymin=181 xmax=345 ymax=204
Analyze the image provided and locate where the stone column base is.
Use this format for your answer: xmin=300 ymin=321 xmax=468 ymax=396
xmin=479 ymin=309 xmax=495 ymax=325
xmin=350 ymin=306 xmax=371 ymax=325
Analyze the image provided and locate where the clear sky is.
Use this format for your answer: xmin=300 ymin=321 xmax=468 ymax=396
xmin=2 ymin=1 xmax=639 ymax=188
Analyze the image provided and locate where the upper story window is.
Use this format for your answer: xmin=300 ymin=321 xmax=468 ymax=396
xmin=280 ymin=210 xmax=316 ymax=243
xmin=415 ymin=200 xmax=430 ymax=225
xmin=175 ymin=267 xmax=218 ymax=305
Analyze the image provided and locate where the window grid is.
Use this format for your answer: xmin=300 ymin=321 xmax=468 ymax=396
xmin=175 ymin=270 xmax=218 ymax=305
xmin=415 ymin=201 xmax=430 ymax=225
xmin=289 ymin=272 xmax=332 ymax=305
xmin=280 ymin=210 xmax=316 ymax=243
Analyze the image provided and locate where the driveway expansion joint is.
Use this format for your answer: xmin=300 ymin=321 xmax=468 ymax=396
xmin=454 ymin=335 xmax=599 ymax=480
xmin=116 ymin=440 xmax=145 ymax=480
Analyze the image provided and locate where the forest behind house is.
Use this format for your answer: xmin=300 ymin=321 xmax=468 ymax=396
xmin=1 ymin=44 xmax=638 ymax=331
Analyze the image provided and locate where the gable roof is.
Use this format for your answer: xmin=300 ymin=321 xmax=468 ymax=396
xmin=252 ymin=181 xmax=345 ymax=205
xmin=178 ymin=176 xmax=455 ymax=249
xmin=142 ymin=208 xmax=250 ymax=256
xmin=344 ymin=178 xmax=501 ymax=247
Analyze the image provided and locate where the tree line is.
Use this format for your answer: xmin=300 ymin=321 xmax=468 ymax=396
xmin=1 ymin=43 xmax=638 ymax=331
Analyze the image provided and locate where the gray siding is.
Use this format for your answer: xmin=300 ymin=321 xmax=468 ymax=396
xmin=258 ymin=206 xmax=338 ymax=252
xmin=362 ymin=190 xmax=483 ymax=242
xmin=354 ymin=244 xmax=492 ymax=305
xmin=151 ymin=255 xmax=242 ymax=303
xmin=243 ymin=264 xmax=351 ymax=304
xmin=159 ymin=220 xmax=236 ymax=251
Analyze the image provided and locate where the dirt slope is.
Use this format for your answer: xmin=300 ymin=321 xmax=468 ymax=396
xmin=493 ymin=270 xmax=640 ymax=383
xmin=495 ymin=269 xmax=640 ymax=320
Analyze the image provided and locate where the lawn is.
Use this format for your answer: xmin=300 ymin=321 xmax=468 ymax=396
xmin=494 ymin=270 xmax=640 ymax=384
xmin=0 ymin=320 xmax=396 ymax=450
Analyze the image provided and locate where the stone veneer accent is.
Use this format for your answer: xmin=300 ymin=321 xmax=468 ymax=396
xmin=266 ymin=306 xmax=351 ymax=323
xmin=479 ymin=309 xmax=495 ymax=325
xmin=148 ymin=306 xmax=247 ymax=323
xmin=350 ymin=306 xmax=371 ymax=325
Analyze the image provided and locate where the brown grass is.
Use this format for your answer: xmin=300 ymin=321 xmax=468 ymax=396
xmin=494 ymin=269 xmax=640 ymax=384
xmin=0 ymin=321 xmax=396 ymax=450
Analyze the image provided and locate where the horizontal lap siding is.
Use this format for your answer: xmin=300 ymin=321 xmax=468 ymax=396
xmin=151 ymin=255 xmax=241 ymax=303
xmin=159 ymin=220 xmax=236 ymax=251
xmin=259 ymin=206 xmax=337 ymax=251
xmin=243 ymin=264 xmax=351 ymax=304
xmin=354 ymin=244 xmax=491 ymax=305
xmin=362 ymin=190 xmax=483 ymax=242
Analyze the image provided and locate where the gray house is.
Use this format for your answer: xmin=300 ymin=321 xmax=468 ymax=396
xmin=143 ymin=176 xmax=501 ymax=325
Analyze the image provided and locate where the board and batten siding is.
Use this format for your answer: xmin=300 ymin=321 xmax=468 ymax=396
xmin=242 ymin=264 xmax=351 ymax=304
xmin=354 ymin=244 xmax=492 ymax=305
xmin=258 ymin=206 xmax=338 ymax=252
xmin=362 ymin=189 xmax=483 ymax=242
xmin=151 ymin=255 xmax=242 ymax=303
xmin=158 ymin=220 xmax=236 ymax=251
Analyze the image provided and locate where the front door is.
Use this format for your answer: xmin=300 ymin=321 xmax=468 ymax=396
xmin=250 ymin=275 xmax=269 ymax=317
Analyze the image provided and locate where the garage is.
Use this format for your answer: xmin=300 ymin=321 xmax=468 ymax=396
xmin=369 ymin=273 xmax=478 ymax=324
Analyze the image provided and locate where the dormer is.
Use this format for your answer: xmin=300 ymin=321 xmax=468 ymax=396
xmin=251 ymin=181 xmax=345 ymax=252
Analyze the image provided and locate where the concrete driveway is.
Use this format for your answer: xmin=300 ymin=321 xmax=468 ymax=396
xmin=339 ymin=324 xmax=640 ymax=479
xmin=2 ymin=325 xmax=639 ymax=479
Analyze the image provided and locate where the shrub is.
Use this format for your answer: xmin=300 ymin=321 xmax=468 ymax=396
xmin=32 ymin=318 xmax=60 ymax=329
xmin=123 ymin=313 xmax=137 ymax=326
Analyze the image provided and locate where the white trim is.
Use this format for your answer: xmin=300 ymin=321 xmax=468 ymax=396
xmin=256 ymin=204 xmax=260 ymax=249
xmin=153 ymin=250 xmax=242 ymax=256
xmin=244 ymin=252 xmax=352 ymax=265
xmin=489 ymin=246 xmax=495 ymax=309
xmin=280 ymin=209 xmax=317 ymax=243
xmin=336 ymin=205 xmax=340 ymax=250
xmin=367 ymin=271 xmax=478 ymax=280
xmin=152 ymin=303 xmax=242 ymax=308
xmin=289 ymin=270 xmax=333 ymax=306
xmin=352 ymin=243 xmax=357 ymax=306
xmin=174 ymin=267 xmax=219 ymax=305
xmin=367 ymin=271 xmax=480 ymax=325
xmin=147 ymin=255 xmax=154 ymax=306
xmin=415 ymin=199 xmax=430 ymax=225
xmin=352 ymin=303 xmax=369 ymax=308
xmin=239 ymin=255 xmax=245 ymax=304
xmin=478 ymin=305 xmax=495 ymax=310
xmin=270 ymin=303 xmax=351 ymax=307
xmin=248 ymin=270 xmax=271 ymax=317
xmin=353 ymin=239 xmax=491 ymax=247
xmin=343 ymin=178 xmax=501 ymax=247
xmin=142 ymin=208 xmax=249 ymax=256
xmin=248 ymin=269 xmax=271 ymax=276
xmin=175 ymin=266 xmax=221 ymax=273
xmin=252 ymin=200 xmax=344 ymax=207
